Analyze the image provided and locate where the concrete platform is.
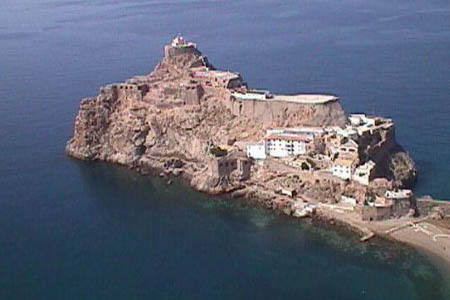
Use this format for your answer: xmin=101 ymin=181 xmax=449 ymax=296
xmin=272 ymin=94 xmax=338 ymax=104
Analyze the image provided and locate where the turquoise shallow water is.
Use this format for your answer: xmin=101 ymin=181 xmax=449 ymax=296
xmin=0 ymin=0 xmax=449 ymax=299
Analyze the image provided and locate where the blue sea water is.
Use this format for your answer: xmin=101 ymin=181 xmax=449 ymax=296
xmin=0 ymin=0 xmax=449 ymax=299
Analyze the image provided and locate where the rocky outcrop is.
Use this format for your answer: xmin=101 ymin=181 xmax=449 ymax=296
xmin=354 ymin=121 xmax=417 ymax=188
xmin=66 ymin=39 xmax=416 ymax=194
xmin=228 ymin=94 xmax=347 ymax=127
xmin=383 ymin=145 xmax=417 ymax=188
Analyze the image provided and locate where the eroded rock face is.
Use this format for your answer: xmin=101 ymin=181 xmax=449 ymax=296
xmin=228 ymin=97 xmax=347 ymax=127
xmin=356 ymin=124 xmax=417 ymax=188
xmin=66 ymin=41 xmax=416 ymax=192
xmin=384 ymin=146 xmax=417 ymax=188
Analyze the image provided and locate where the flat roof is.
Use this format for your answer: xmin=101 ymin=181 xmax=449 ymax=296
xmin=270 ymin=126 xmax=324 ymax=132
xmin=272 ymin=94 xmax=338 ymax=104
xmin=194 ymin=69 xmax=240 ymax=80
xmin=334 ymin=158 xmax=357 ymax=166
xmin=264 ymin=134 xmax=312 ymax=142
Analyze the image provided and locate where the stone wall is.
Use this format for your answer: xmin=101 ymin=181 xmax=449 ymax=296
xmin=208 ymin=155 xmax=251 ymax=181
xmin=115 ymin=84 xmax=146 ymax=101
xmin=182 ymin=84 xmax=204 ymax=106
xmin=227 ymin=97 xmax=347 ymax=127
xmin=390 ymin=197 xmax=417 ymax=217
xmin=361 ymin=205 xmax=393 ymax=221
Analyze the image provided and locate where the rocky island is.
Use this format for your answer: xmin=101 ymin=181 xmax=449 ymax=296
xmin=67 ymin=36 xmax=450 ymax=265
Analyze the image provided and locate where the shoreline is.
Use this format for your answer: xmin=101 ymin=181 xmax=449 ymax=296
xmin=73 ymin=157 xmax=450 ymax=272
xmin=383 ymin=222 xmax=450 ymax=270
xmin=167 ymin=165 xmax=450 ymax=271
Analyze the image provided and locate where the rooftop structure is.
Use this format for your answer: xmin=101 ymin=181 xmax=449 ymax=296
xmin=336 ymin=126 xmax=359 ymax=140
xmin=192 ymin=68 xmax=243 ymax=89
xmin=334 ymin=157 xmax=357 ymax=167
xmin=272 ymin=94 xmax=338 ymax=104
xmin=348 ymin=113 xmax=393 ymax=136
xmin=268 ymin=127 xmax=325 ymax=136
xmin=231 ymin=90 xmax=273 ymax=101
xmin=231 ymin=91 xmax=338 ymax=104
xmin=171 ymin=35 xmax=197 ymax=49
xmin=264 ymin=134 xmax=312 ymax=143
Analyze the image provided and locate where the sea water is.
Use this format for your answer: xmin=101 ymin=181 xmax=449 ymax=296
xmin=1 ymin=0 xmax=449 ymax=299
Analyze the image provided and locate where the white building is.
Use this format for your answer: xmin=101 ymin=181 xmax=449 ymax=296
xmin=245 ymin=128 xmax=318 ymax=160
xmin=348 ymin=114 xmax=393 ymax=136
xmin=341 ymin=195 xmax=357 ymax=206
xmin=264 ymin=134 xmax=311 ymax=158
xmin=349 ymin=114 xmax=366 ymax=126
xmin=336 ymin=126 xmax=359 ymax=140
xmin=349 ymin=114 xmax=380 ymax=127
xmin=171 ymin=35 xmax=197 ymax=48
xmin=231 ymin=90 xmax=273 ymax=101
xmin=353 ymin=160 xmax=376 ymax=186
xmin=246 ymin=143 xmax=267 ymax=160
xmin=385 ymin=189 xmax=413 ymax=200
xmin=332 ymin=158 xmax=357 ymax=180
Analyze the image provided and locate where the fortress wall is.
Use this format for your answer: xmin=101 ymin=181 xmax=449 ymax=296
xmin=208 ymin=156 xmax=251 ymax=180
xmin=115 ymin=84 xmax=144 ymax=101
xmin=228 ymin=98 xmax=347 ymax=127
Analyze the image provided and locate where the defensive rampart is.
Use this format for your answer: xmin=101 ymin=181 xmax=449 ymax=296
xmin=228 ymin=96 xmax=347 ymax=127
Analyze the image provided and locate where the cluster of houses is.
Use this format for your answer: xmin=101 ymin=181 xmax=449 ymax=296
xmin=341 ymin=188 xmax=415 ymax=221
xmin=164 ymin=36 xmax=416 ymax=222
xmin=246 ymin=114 xmax=394 ymax=186
xmin=171 ymin=36 xmax=398 ymax=193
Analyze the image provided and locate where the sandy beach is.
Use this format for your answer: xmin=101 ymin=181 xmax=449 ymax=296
xmin=315 ymin=205 xmax=450 ymax=270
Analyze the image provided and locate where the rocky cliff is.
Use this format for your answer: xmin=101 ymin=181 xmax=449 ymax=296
xmin=66 ymin=40 xmax=416 ymax=193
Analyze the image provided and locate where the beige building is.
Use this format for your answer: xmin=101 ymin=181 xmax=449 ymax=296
xmin=332 ymin=157 xmax=357 ymax=180
xmin=353 ymin=160 xmax=376 ymax=186
xmin=208 ymin=151 xmax=251 ymax=181
xmin=337 ymin=139 xmax=359 ymax=161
